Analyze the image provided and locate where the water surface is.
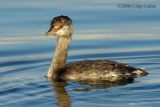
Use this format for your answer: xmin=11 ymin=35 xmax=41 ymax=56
xmin=0 ymin=0 xmax=160 ymax=107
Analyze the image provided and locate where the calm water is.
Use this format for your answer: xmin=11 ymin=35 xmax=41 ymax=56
xmin=0 ymin=0 xmax=160 ymax=107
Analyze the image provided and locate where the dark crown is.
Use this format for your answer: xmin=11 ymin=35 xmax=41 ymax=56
xmin=51 ymin=15 xmax=72 ymax=26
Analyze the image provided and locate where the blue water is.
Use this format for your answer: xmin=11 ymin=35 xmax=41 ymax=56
xmin=0 ymin=0 xmax=160 ymax=107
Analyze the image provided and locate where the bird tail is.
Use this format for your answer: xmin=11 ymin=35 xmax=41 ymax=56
xmin=132 ymin=68 xmax=149 ymax=77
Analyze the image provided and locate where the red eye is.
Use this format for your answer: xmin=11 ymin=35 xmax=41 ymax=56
xmin=59 ymin=25 xmax=63 ymax=29
xmin=52 ymin=24 xmax=63 ymax=32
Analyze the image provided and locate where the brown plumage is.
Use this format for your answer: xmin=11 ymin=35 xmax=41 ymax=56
xmin=57 ymin=60 xmax=148 ymax=82
xmin=45 ymin=15 xmax=148 ymax=82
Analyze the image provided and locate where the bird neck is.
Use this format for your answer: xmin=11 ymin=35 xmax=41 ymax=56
xmin=47 ymin=36 xmax=71 ymax=79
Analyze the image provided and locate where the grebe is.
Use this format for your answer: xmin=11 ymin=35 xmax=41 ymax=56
xmin=45 ymin=15 xmax=148 ymax=82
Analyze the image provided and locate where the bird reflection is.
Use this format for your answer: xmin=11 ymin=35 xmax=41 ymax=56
xmin=51 ymin=80 xmax=71 ymax=107
xmin=50 ymin=79 xmax=134 ymax=107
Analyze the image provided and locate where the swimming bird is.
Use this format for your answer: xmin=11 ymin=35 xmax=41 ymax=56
xmin=45 ymin=15 xmax=148 ymax=82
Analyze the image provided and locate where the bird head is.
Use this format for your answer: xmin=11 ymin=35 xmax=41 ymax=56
xmin=45 ymin=15 xmax=73 ymax=38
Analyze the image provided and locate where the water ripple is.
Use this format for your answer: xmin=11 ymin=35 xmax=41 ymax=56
xmin=0 ymin=0 xmax=160 ymax=107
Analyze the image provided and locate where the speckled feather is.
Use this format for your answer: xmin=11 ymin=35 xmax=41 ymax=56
xmin=58 ymin=60 xmax=148 ymax=82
